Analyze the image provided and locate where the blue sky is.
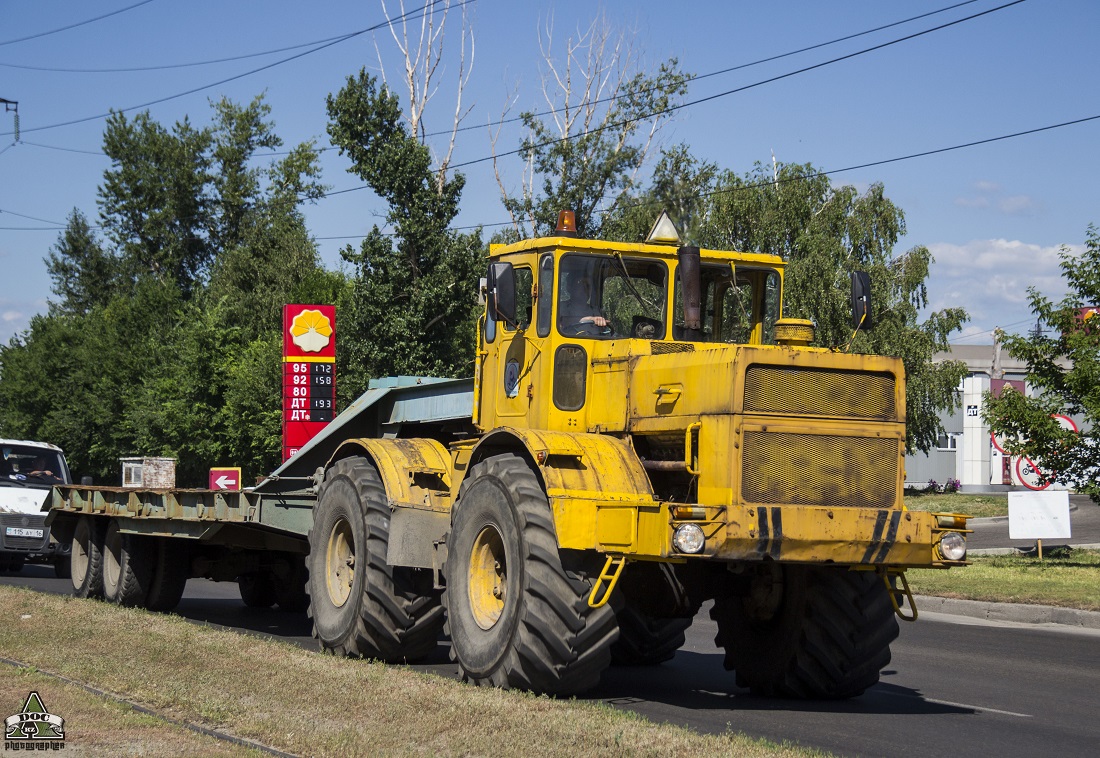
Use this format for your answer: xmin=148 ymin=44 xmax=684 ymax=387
xmin=1 ymin=0 xmax=1097 ymax=347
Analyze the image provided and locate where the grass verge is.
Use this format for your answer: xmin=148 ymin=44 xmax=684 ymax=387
xmin=0 ymin=585 xmax=822 ymax=758
xmin=903 ymin=491 xmax=1007 ymax=518
xmin=908 ymin=548 xmax=1100 ymax=611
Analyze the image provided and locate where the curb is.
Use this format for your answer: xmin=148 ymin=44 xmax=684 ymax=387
xmin=968 ymin=503 xmax=1079 ymax=525
xmin=969 ymin=543 xmax=1100 ymax=556
xmin=914 ymin=594 xmax=1100 ymax=630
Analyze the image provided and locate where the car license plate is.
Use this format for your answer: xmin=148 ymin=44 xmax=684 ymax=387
xmin=5 ymin=527 xmax=43 ymax=539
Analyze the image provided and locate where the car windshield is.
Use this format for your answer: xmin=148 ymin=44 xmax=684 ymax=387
xmin=0 ymin=445 xmax=69 ymax=488
xmin=557 ymin=254 xmax=668 ymax=339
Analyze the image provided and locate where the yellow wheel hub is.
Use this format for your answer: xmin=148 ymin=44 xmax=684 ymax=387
xmin=325 ymin=517 xmax=355 ymax=608
xmin=468 ymin=525 xmax=506 ymax=630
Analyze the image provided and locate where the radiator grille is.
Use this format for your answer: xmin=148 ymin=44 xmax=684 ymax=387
xmin=744 ymin=365 xmax=896 ymax=420
xmin=742 ymin=431 xmax=898 ymax=508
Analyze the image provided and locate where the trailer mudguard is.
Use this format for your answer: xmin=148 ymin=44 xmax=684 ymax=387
xmin=466 ymin=428 xmax=663 ymax=554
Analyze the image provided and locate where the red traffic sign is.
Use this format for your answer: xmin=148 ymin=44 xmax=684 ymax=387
xmin=209 ymin=467 xmax=242 ymax=491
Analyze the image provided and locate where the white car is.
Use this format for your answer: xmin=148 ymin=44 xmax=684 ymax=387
xmin=0 ymin=439 xmax=72 ymax=576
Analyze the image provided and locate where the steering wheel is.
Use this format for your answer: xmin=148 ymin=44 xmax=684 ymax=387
xmin=564 ymin=322 xmax=613 ymax=337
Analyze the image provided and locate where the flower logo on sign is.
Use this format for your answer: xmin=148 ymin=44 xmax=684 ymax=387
xmin=290 ymin=309 xmax=333 ymax=353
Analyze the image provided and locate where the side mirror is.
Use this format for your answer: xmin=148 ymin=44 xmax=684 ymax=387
xmin=851 ymin=271 xmax=873 ymax=330
xmin=486 ymin=262 xmax=516 ymax=326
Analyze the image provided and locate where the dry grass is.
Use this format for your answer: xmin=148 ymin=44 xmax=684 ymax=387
xmin=908 ymin=548 xmax=1100 ymax=611
xmin=0 ymin=585 xmax=822 ymax=758
xmin=903 ymin=491 xmax=1008 ymax=518
xmin=0 ymin=667 xmax=258 ymax=756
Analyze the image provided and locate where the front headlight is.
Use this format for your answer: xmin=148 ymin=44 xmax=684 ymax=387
xmin=939 ymin=531 xmax=967 ymax=561
xmin=673 ymin=523 xmax=705 ymax=554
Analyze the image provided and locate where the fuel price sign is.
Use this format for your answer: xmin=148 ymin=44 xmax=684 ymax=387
xmin=283 ymin=305 xmax=336 ymax=461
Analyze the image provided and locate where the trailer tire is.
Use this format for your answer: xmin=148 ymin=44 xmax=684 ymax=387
xmin=711 ymin=564 xmax=898 ymax=699
xmin=444 ymin=454 xmax=618 ymax=695
xmin=238 ymin=571 xmax=279 ymax=608
xmin=275 ymin=555 xmax=310 ymax=613
xmin=54 ymin=558 xmax=71 ymax=579
xmin=102 ymin=521 xmax=155 ymax=608
xmin=610 ymin=608 xmax=691 ymax=666
xmin=71 ymin=516 xmax=105 ymax=599
xmin=308 ymin=456 xmax=443 ymax=662
xmin=145 ymin=538 xmax=188 ymax=612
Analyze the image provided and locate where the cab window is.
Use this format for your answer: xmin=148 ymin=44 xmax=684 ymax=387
xmin=502 ymin=267 xmax=533 ymax=332
xmin=674 ymin=265 xmax=781 ymax=344
xmin=557 ymin=254 xmax=667 ymax=339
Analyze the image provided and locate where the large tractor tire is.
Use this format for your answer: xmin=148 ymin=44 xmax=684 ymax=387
xmin=610 ymin=607 xmax=692 ymax=666
xmin=444 ymin=453 xmax=618 ymax=696
xmin=102 ymin=520 xmax=155 ymax=608
xmin=711 ymin=564 xmax=898 ymax=699
xmin=307 ymin=456 xmax=443 ymax=662
xmin=71 ymin=516 xmax=105 ymax=599
xmin=144 ymin=538 xmax=189 ymax=612
xmin=238 ymin=571 xmax=279 ymax=608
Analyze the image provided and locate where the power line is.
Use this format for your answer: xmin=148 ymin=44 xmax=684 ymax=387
xmin=0 ymin=33 xmax=357 ymax=74
xmin=0 ymin=0 xmax=461 ymax=138
xmin=447 ymin=0 xmax=1028 ymax=172
xmin=0 ymin=0 xmax=159 ymax=48
xmin=424 ymin=0 xmax=984 ymax=138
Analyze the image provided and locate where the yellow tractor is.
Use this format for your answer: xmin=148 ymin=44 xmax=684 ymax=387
xmin=304 ymin=210 xmax=969 ymax=698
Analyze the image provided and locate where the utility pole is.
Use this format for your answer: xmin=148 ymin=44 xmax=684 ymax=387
xmin=0 ymin=98 xmax=19 ymax=142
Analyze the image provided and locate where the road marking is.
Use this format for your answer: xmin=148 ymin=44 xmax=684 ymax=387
xmin=879 ymin=691 xmax=1032 ymax=718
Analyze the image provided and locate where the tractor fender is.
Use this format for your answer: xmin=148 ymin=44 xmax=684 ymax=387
xmin=463 ymin=428 xmax=661 ymax=553
xmin=327 ymin=438 xmax=452 ymax=512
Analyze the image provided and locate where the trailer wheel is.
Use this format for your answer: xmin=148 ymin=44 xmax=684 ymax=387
xmin=238 ymin=571 xmax=278 ymax=608
xmin=275 ymin=555 xmax=310 ymax=613
xmin=444 ymin=453 xmax=618 ymax=695
xmin=71 ymin=516 xmax=105 ymax=599
xmin=308 ymin=456 xmax=443 ymax=662
xmin=711 ymin=564 xmax=898 ymax=699
xmin=102 ymin=521 xmax=155 ymax=607
xmin=145 ymin=538 xmax=189 ymax=612
xmin=610 ymin=608 xmax=692 ymax=666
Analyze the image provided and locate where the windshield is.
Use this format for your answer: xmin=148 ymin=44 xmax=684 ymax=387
xmin=557 ymin=254 xmax=668 ymax=339
xmin=1 ymin=445 xmax=70 ymax=488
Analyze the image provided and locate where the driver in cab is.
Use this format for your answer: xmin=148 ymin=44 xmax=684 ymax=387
xmin=559 ymin=272 xmax=608 ymax=332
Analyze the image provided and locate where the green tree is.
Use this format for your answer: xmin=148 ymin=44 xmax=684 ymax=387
xmin=44 ymin=209 xmax=119 ymax=315
xmin=985 ymin=225 xmax=1100 ymax=502
xmin=327 ymin=69 xmax=483 ymax=398
xmin=0 ymin=96 xmax=331 ymax=484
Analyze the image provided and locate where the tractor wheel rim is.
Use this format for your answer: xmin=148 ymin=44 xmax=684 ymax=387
xmin=325 ymin=517 xmax=355 ymax=608
xmin=468 ymin=525 xmax=506 ymax=630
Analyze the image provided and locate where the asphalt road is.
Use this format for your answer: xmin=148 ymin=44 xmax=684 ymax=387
xmin=3 ymin=564 xmax=1099 ymax=757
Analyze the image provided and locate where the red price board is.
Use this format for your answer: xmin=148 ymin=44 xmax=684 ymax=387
xmin=283 ymin=305 xmax=336 ymax=461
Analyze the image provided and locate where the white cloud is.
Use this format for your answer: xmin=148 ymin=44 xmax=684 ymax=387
xmin=998 ymin=195 xmax=1037 ymax=215
xmin=926 ymin=238 xmax=1082 ymax=342
xmin=2 ymin=310 xmax=21 ymax=323
xmin=954 ymin=182 xmax=1039 ymax=217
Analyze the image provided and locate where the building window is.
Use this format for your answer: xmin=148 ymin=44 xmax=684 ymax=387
xmin=936 ymin=433 xmax=959 ymax=451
